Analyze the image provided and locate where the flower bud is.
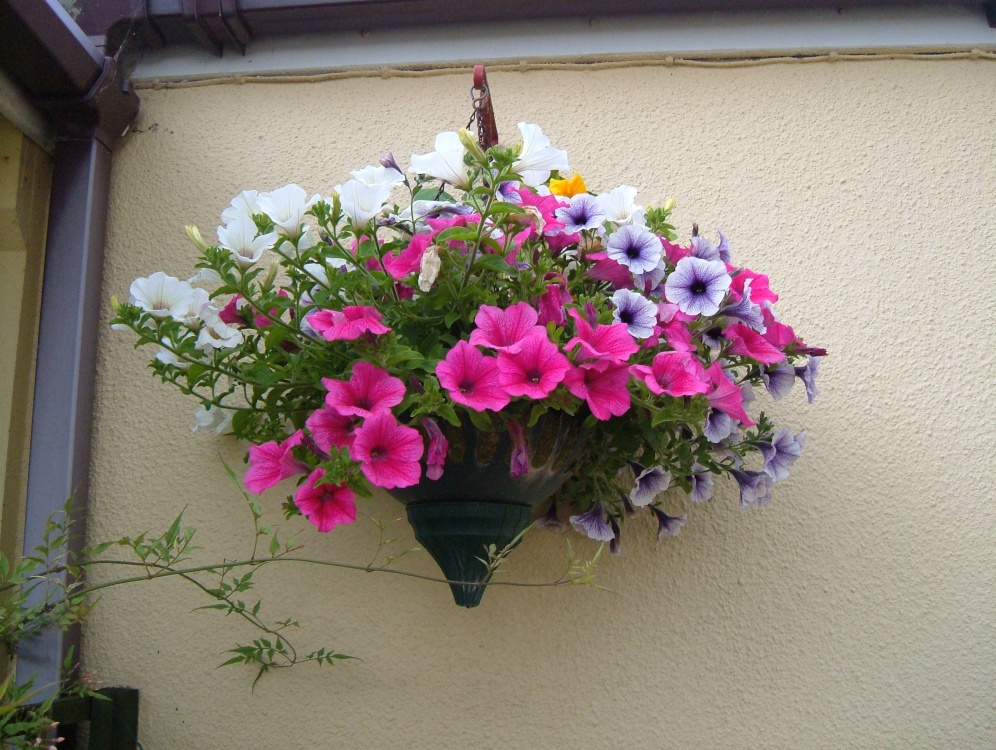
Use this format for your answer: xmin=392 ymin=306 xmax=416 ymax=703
xmin=457 ymin=128 xmax=487 ymax=163
xmin=662 ymin=196 xmax=677 ymax=213
xmin=185 ymin=224 xmax=209 ymax=251
xmin=380 ymin=152 xmax=402 ymax=172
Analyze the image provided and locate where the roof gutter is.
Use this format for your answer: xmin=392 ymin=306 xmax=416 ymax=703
xmin=80 ymin=0 xmax=996 ymax=58
xmin=0 ymin=0 xmax=139 ymax=697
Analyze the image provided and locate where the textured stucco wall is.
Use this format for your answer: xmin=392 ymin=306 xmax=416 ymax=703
xmin=88 ymin=61 xmax=995 ymax=749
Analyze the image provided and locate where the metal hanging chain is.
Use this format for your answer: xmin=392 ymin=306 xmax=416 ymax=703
xmin=468 ymin=64 xmax=499 ymax=150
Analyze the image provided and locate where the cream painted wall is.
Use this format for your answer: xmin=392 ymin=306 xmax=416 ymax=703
xmin=88 ymin=61 xmax=995 ymax=749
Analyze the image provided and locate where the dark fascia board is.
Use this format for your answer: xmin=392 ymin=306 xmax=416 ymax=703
xmin=81 ymin=1 xmax=996 ymax=57
xmin=0 ymin=0 xmax=104 ymax=98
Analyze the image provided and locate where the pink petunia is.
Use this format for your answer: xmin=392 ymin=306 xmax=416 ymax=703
xmin=564 ymin=308 xmax=639 ymax=364
xmin=306 ymin=406 xmax=362 ymax=451
xmin=294 ymin=469 xmax=357 ymax=533
xmin=761 ymin=320 xmax=801 ymax=350
xmin=306 ymin=305 xmax=390 ymax=341
xmin=724 ymin=323 xmax=786 ymax=365
xmin=506 ymin=419 xmax=530 ymax=479
xmin=564 ymin=361 xmax=632 ymax=420
xmin=469 ymin=302 xmax=547 ymax=353
xmin=630 ymin=352 xmax=710 ymax=397
xmin=729 ymin=268 xmax=778 ymax=305
xmin=586 ymin=251 xmax=634 ymax=289
xmin=422 ymin=418 xmax=449 ymax=481
xmin=497 ymin=333 xmax=570 ymax=400
xmin=383 ymin=233 xmax=432 ymax=280
xmin=349 ymin=411 xmax=424 ymax=489
xmin=322 ymin=362 xmax=405 ymax=419
xmin=435 ymin=341 xmax=510 ymax=412
xmin=244 ymin=431 xmax=307 ymax=494
xmin=536 ymin=277 xmax=572 ymax=326
xmin=663 ymin=239 xmax=692 ymax=265
xmin=705 ymin=361 xmax=756 ymax=426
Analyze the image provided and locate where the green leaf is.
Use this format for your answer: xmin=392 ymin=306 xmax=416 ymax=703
xmin=465 ymin=409 xmax=493 ymax=432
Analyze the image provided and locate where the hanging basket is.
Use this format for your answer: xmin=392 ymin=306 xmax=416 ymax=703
xmin=388 ymin=412 xmax=583 ymax=607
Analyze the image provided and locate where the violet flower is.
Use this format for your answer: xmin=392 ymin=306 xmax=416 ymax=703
xmin=704 ymin=408 xmax=734 ymax=443
xmin=795 ymin=356 xmax=821 ymax=404
xmin=731 ymin=469 xmax=773 ymax=509
xmin=664 ymin=257 xmax=732 ymax=316
xmin=651 ymin=507 xmax=687 ymax=541
xmin=688 ymin=466 xmax=715 ymax=503
xmin=611 ymin=289 xmax=658 ymax=339
xmin=535 ymin=500 xmax=566 ymax=532
xmin=554 ymin=193 xmax=606 ymax=234
xmin=605 ymin=225 xmax=663 ymax=274
xmin=762 ymin=361 xmax=796 ymax=400
xmin=760 ymin=428 xmax=806 ymax=481
xmin=609 ymin=517 xmax=622 ymax=555
xmin=569 ymin=502 xmax=616 ymax=542
xmin=629 ymin=464 xmax=672 ymax=507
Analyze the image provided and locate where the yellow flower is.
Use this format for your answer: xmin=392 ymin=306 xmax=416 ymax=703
xmin=549 ymin=173 xmax=587 ymax=198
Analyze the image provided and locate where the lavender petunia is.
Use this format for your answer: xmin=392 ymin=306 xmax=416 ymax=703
xmin=629 ymin=464 xmax=672 ymax=507
xmin=606 ymin=225 xmax=663 ymax=274
xmin=690 ymin=235 xmax=721 ymax=262
xmin=795 ymin=356 xmax=821 ymax=404
xmin=611 ymin=289 xmax=658 ymax=339
xmin=716 ymin=229 xmax=732 ymax=263
xmin=497 ymin=181 xmax=522 ymax=203
xmin=535 ymin=500 xmax=566 ymax=532
xmin=651 ymin=507 xmax=687 ymax=540
xmin=704 ymin=408 xmax=734 ymax=443
xmin=555 ymin=193 xmax=607 ymax=234
xmin=634 ymin=260 xmax=667 ymax=295
xmin=720 ymin=281 xmax=765 ymax=331
xmin=688 ymin=466 xmax=715 ymax=503
xmin=569 ymin=502 xmax=616 ymax=542
xmin=762 ymin=361 xmax=795 ymax=401
xmin=760 ymin=428 xmax=806 ymax=481
xmin=609 ymin=517 xmax=622 ymax=555
xmin=664 ymin=257 xmax=732 ymax=316
xmin=731 ymin=469 xmax=773 ymax=509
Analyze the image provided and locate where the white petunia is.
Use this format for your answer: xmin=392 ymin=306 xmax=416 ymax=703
xmin=350 ymin=164 xmax=405 ymax=190
xmin=192 ymin=405 xmax=233 ymax=434
xmin=596 ymin=185 xmax=646 ymax=228
xmin=256 ymin=184 xmax=319 ymax=239
xmin=217 ymin=214 xmax=279 ymax=268
xmin=410 ymin=132 xmax=470 ymax=188
xmin=195 ymin=310 xmax=244 ymax=351
xmin=418 ymin=246 xmax=441 ymax=292
xmin=335 ymin=179 xmax=393 ymax=227
xmin=156 ymin=346 xmax=189 ymax=370
xmin=512 ymin=123 xmax=570 ymax=187
xmin=187 ymin=268 xmax=224 ymax=287
xmin=130 ymin=272 xmax=208 ymax=321
xmin=221 ymin=190 xmax=261 ymax=225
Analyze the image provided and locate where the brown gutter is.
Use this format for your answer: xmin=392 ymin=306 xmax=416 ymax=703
xmin=0 ymin=0 xmax=139 ymax=700
xmin=80 ymin=0 xmax=996 ymax=57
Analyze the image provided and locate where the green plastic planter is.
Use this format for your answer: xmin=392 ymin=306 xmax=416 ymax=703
xmin=388 ymin=413 xmax=581 ymax=607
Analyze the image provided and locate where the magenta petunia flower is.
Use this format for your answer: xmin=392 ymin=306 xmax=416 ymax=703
xmin=306 ymin=305 xmax=390 ymax=341
xmin=436 ymin=341 xmax=510 ymax=412
xmin=322 ymin=362 xmax=405 ymax=419
xmin=349 ymin=411 xmax=424 ymax=489
xmin=383 ymin=233 xmax=432 ymax=280
xmin=564 ymin=308 xmax=638 ymax=364
xmin=724 ymin=323 xmax=786 ymax=365
xmin=586 ymin=251 xmax=634 ymax=290
xmin=244 ymin=431 xmax=307 ymax=494
xmin=497 ymin=333 xmax=570 ymax=400
xmin=564 ymin=361 xmax=631 ymax=420
xmin=506 ymin=419 xmax=530 ymax=479
xmin=422 ymin=417 xmax=449 ymax=480
xmin=306 ymin=406 xmax=362 ymax=451
xmin=630 ymin=351 xmax=710 ymax=397
xmin=705 ymin=361 xmax=755 ymax=426
xmin=536 ymin=276 xmax=571 ymax=327
xmin=294 ymin=469 xmax=357 ymax=533
xmin=729 ymin=268 xmax=778 ymax=305
xmin=469 ymin=302 xmax=547 ymax=354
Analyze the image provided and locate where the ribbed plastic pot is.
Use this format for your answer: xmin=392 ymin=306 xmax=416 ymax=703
xmin=388 ymin=413 xmax=582 ymax=607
